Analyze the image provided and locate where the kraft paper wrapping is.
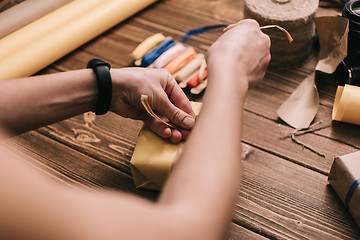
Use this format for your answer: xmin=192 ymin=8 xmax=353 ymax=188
xmin=277 ymin=16 xmax=348 ymax=129
xmin=130 ymin=102 xmax=202 ymax=190
xmin=315 ymin=16 xmax=348 ymax=74
xmin=277 ymin=72 xmax=319 ymax=129
xmin=329 ymin=151 xmax=360 ymax=227
xmin=0 ymin=0 xmax=73 ymax=39
xmin=0 ymin=0 xmax=158 ymax=80
xmin=332 ymin=85 xmax=360 ymax=125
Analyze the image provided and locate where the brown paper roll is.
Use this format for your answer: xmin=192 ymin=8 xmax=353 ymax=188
xmin=244 ymin=0 xmax=318 ymax=67
xmin=0 ymin=0 xmax=73 ymax=39
xmin=0 ymin=0 xmax=158 ymax=80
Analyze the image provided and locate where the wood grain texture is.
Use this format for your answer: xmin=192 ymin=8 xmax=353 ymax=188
xmin=7 ymin=0 xmax=360 ymax=239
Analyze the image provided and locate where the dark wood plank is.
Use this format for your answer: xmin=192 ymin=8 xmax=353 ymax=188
xmin=7 ymin=0 xmax=360 ymax=239
xmin=10 ymin=131 xmax=158 ymax=200
xmin=11 ymin=124 xmax=360 ymax=239
xmin=235 ymin=145 xmax=360 ymax=239
xmin=227 ymin=222 xmax=269 ymax=240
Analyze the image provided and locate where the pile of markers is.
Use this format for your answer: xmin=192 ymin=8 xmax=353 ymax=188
xmin=131 ymin=32 xmax=210 ymax=95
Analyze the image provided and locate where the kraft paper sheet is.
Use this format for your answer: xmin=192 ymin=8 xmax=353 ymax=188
xmin=329 ymin=151 xmax=360 ymax=227
xmin=130 ymin=102 xmax=202 ymax=190
xmin=0 ymin=0 xmax=158 ymax=80
xmin=0 ymin=0 xmax=73 ymax=39
xmin=277 ymin=72 xmax=319 ymax=129
xmin=277 ymin=16 xmax=348 ymax=129
xmin=332 ymin=85 xmax=360 ymax=125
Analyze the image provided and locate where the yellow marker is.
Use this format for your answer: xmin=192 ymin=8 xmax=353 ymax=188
xmin=131 ymin=33 xmax=166 ymax=60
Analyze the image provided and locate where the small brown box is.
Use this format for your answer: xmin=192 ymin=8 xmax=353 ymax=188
xmin=329 ymin=151 xmax=360 ymax=227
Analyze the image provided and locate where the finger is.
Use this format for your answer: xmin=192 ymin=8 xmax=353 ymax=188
xmin=144 ymin=116 xmax=172 ymax=138
xmin=222 ymin=19 xmax=260 ymax=34
xmin=178 ymin=128 xmax=191 ymax=140
xmin=153 ymin=73 xmax=196 ymax=129
xmin=169 ymin=128 xmax=182 ymax=143
xmin=222 ymin=23 xmax=238 ymax=33
xmin=164 ymin=72 xmax=195 ymax=117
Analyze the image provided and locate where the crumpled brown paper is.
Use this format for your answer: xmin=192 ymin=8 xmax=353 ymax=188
xmin=315 ymin=16 xmax=348 ymax=74
xmin=277 ymin=72 xmax=319 ymax=129
xmin=329 ymin=151 xmax=360 ymax=227
xmin=277 ymin=16 xmax=348 ymax=129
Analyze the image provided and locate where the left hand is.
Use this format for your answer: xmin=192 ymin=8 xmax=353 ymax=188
xmin=109 ymin=67 xmax=196 ymax=143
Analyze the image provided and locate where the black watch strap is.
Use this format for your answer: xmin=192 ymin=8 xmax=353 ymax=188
xmin=87 ymin=58 xmax=112 ymax=115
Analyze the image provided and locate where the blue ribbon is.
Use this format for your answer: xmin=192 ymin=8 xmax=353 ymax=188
xmin=345 ymin=178 xmax=360 ymax=207
xmin=180 ymin=24 xmax=228 ymax=43
xmin=141 ymin=38 xmax=175 ymax=67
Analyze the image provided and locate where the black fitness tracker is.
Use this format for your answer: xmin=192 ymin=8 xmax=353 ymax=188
xmin=87 ymin=58 xmax=112 ymax=115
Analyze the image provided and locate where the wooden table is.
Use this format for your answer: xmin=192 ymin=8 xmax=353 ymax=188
xmin=6 ymin=0 xmax=360 ymax=239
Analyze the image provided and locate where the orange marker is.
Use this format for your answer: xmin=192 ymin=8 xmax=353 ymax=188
xmin=164 ymin=48 xmax=197 ymax=74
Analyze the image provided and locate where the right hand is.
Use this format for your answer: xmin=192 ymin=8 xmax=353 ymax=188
xmin=110 ymin=68 xmax=195 ymax=143
xmin=206 ymin=19 xmax=271 ymax=90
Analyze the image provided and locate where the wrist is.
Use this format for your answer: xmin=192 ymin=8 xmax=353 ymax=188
xmin=87 ymin=59 xmax=112 ymax=115
xmin=207 ymin=61 xmax=249 ymax=98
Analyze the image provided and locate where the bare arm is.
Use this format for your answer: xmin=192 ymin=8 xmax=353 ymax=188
xmin=0 ymin=68 xmax=195 ymax=142
xmin=0 ymin=69 xmax=97 ymax=134
xmin=0 ymin=20 xmax=270 ymax=240
xmin=158 ymin=19 xmax=271 ymax=239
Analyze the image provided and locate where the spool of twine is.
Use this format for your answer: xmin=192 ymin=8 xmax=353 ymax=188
xmin=244 ymin=0 xmax=318 ymax=67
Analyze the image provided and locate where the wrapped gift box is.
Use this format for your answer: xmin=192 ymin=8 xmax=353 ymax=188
xmin=130 ymin=102 xmax=202 ymax=190
xmin=329 ymin=151 xmax=360 ymax=227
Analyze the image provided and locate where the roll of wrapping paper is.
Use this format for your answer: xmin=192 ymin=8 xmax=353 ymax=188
xmin=0 ymin=0 xmax=101 ymax=58
xmin=0 ymin=0 xmax=158 ymax=80
xmin=332 ymin=84 xmax=360 ymax=125
xmin=0 ymin=0 xmax=73 ymax=39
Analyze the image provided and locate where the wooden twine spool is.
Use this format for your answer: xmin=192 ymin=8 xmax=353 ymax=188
xmin=244 ymin=0 xmax=319 ymax=67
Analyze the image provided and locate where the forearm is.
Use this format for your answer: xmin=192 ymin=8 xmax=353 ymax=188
xmin=0 ymin=70 xmax=97 ymax=134
xmin=159 ymin=64 xmax=248 ymax=238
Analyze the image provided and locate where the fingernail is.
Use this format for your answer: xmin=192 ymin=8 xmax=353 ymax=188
xmin=183 ymin=116 xmax=195 ymax=128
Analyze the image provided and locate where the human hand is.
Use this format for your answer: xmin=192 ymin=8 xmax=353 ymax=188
xmin=206 ymin=19 xmax=271 ymax=90
xmin=110 ymin=68 xmax=195 ymax=143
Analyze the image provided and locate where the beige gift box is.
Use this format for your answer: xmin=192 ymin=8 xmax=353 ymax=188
xmin=328 ymin=151 xmax=360 ymax=227
xmin=130 ymin=102 xmax=202 ymax=190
